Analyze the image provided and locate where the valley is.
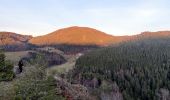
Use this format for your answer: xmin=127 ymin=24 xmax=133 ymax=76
xmin=1 ymin=27 xmax=170 ymax=100
xmin=1 ymin=0 xmax=170 ymax=99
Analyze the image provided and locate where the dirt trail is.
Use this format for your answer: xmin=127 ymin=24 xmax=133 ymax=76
xmin=47 ymin=54 xmax=82 ymax=76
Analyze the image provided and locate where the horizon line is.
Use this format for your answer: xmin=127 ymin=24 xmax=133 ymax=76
xmin=1 ymin=26 xmax=170 ymax=37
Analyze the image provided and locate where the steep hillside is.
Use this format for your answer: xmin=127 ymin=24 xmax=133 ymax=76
xmin=0 ymin=32 xmax=32 ymax=51
xmin=71 ymin=37 xmax=170 ymax=100
xmin=29 ymin=26 xmax=122 ymax=46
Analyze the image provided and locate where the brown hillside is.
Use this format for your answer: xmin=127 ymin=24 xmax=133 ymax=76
xmin=0 ymin=32 xmax=32 ymax=51
xmin=0 ymin=32 xmax=32 ymax=45
xmin=140 ymin=31 xmax=170 ymax=37
xmin=2 ymin=28 xmax=170 ymax=50
xmin=29 ymin=26 xmax=122 ymax=46
xmin=118 ymin=31 xmax=170 ymax=42
xmin=129 ymin=31 xmax=170 ymax=40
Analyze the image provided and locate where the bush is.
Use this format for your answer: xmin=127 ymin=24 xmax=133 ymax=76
xmin=14 ymin=54 xmax=66 ymax=100
xmin=0 ymin=51 xmax=14 ymax=81
xmin=0 ymin=51 xmax=5 ymax=71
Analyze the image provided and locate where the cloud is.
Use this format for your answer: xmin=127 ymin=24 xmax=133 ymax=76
xmin=0 ymin=0 xmax=170 ymax=36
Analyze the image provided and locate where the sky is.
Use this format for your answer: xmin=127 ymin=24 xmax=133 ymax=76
xmin=0 ymin=0 xmax=170 ymax=36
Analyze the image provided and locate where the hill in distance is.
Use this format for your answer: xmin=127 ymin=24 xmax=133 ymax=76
xmin=29 ymin=26 xmax=123 ymax=46
xmin=1 ymin=27 xmax=170 ymax=50
xmin=129 ymin=31 xmax=170 ymax=40
xmin=29 ymin=26 xmax=170 ymax=47
xmin=139 ymin=31 xmax=170 ymax=38
xmin=0 ymin=32 xmax=32 ymax=45
xmin=0 ymin=32 xmax=32 ymax=51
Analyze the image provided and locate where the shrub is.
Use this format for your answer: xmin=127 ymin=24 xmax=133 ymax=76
xmin=0 ymin=51 xmax=14 ymax=81
xmin=14 ymin=54 xmax=66 ymax=100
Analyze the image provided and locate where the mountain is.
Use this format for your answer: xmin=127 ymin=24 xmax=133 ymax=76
xmin=0 ymin=32 xmax=32 ymax=51
xmin=1 ymin=27 xmax=170 ymax=51
xmin=29 ymin=26 xmax=122 ymax=46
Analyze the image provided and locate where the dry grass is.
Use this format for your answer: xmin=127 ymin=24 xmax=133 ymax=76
xmin=5 ymin=51 xmax=31 ymax=64
xmin=47 ymin=54 xmax=78 ymax=76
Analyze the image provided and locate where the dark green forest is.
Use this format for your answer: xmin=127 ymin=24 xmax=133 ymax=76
xmin=73 ymin=38 xmax=170 ymax=100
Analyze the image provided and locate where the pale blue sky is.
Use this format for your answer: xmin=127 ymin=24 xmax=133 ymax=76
xmin=0 ymin=0 xmax=170 ymax=36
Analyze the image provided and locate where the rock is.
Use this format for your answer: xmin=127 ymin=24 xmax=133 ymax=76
xmin=54 ymin=75 xmax=93 ymax=100
xmin=100 ymin=91 xmax=123 ymax=100
xmin=83 ymin=77 xmax=101 ymax=88
xmin=156 ymin=88 xmax=170 ymax=100
xmin=13 ymin=66 xmax=20 ymax=74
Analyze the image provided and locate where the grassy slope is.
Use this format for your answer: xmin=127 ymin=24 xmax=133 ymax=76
xmin=47 ymin=54 xmax=80 ymax=76
xmin=5 ymin=51 xmax=31 ymax=64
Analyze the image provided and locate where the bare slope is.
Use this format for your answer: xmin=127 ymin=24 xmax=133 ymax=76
xmin=29 ymin=26 xmax=122 ymax=46
xmin=0 ymin=32 xmax=32 ymax=51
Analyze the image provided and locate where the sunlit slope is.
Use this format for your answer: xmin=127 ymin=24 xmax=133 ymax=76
xmin=29 ymin=26 xmax=122 ymax=46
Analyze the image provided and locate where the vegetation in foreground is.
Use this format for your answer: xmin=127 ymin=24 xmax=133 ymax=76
xmin=0 ymin=53 xmax=66 ymax=100
xmin=0 ymin=50 xmax=14 ymax=81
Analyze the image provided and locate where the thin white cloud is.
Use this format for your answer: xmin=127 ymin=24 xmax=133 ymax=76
xmin=0 ymin=0 xmax=170 ymax=36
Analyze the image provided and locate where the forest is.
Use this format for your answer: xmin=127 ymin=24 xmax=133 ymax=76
xmin=72 ymin=37 xmax=170 ymax=100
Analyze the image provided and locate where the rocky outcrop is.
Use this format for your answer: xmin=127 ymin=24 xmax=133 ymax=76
xmin=54 ymin=75 xmax=94 ymax=100
xmin=13 ymin=66 xmax=22 ymax=75
xmin=156 ymin=88 xmax=170 ymax=100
